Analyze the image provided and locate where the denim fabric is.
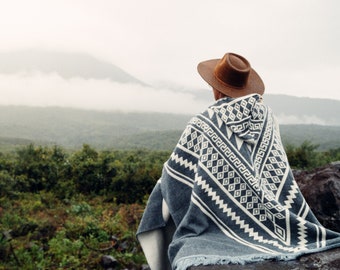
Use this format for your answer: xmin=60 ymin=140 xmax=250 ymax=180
xmin=137 ymin=94 xmax=340 ymax=270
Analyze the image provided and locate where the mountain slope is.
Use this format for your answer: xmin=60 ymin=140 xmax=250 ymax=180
xmin=172 ymin=89 xmax=340 ymax=125
xmin=0 ymin=106 xmax=190 ymax=148
xmin=0 ymin=50 xmax=339 ymax=125
xmin=264 ymin=94 xmax=340 ymax=126
xmin=0 ymin=106 xmax=339 ymax=151
xmin=0 ymin=49 xmax=145 ymax=85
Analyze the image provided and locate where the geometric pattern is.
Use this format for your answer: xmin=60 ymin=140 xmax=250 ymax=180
xmin=138 ymin=94 xmax=340 ymax=269
xmin=166 ymin=94 xmax=340 ymax=253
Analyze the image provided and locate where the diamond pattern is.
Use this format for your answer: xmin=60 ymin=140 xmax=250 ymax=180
xmin=173 ymin=95 xmax=317 ymax=247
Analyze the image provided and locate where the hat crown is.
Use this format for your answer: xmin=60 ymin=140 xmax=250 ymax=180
xmin=197 ymin=51 xmax=264 ymax=98
xmin=214 ymin=53 xmax=250 ymax=88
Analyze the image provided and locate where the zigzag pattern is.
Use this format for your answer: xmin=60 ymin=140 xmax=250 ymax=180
xmin=296 ymin=216 xmax=308 ymax=248
xmin=192 ymin=93 xmax=320 ymax=250
xmin=283 ymin=181 xmax=299 ymax=210
xmin=195 ymin=176 xmax=300 ymax=252
xmin=170 ymin=152 xmax=197 ymax=173
xmin=142 ymin=94 xmax=340 ymax=266
xmin=187 ymin=100 xmax=303 ymax=248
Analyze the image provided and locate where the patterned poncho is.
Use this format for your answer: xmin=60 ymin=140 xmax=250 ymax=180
xmin=137 ymin=94 xmax=340 ymax=270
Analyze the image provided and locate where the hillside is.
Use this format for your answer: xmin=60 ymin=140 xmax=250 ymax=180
xmin=0 ymin=49 xmax=145 ymax=85
xmin=0 ymin=106 xmax=190 ymax=150
xmin=166 ymin=89 xmax=340 ymax=126
xmin=0 ymin=106 xmax=339 ymax=152
xmin=264 ymin=94 xmax=340 ymax=126
xmin=0 ymin=50 xmax=339 ymax=124
xmin=279 ymin=125 xmax=340 ymax=151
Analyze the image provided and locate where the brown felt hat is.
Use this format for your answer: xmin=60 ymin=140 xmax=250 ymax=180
xmin=197 ymin=52 xmax=265 ymax=98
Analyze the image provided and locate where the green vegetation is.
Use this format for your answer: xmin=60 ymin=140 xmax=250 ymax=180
xmin=0 ymin=106 xmax=190 ymax=151
xmin=0 ymin=192 xmax=147 ymax=269
xmin=0 ymin=144 xmax=169 ymax=201
xmin=285 ymin=141 xmax=340 ymax=170
xmin=0 ymin=144 xmax=169 ymax=269
xmin=0 ymin=142 xmax=339 ymax=269
xmin=280 ymin=125 xmax=340 ymax=151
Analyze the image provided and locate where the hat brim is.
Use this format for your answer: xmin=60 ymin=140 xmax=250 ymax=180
xmin=197 ymin=59 xmax=265 ymax=98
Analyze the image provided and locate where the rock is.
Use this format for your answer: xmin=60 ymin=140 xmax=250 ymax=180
xmin=118 ymin=240 xmax=130 ymax=252
xmin=299 ymin=247 xmax=340 ymax=269
xmin=294 ymin=163 xmax=340 ymax=232
xmin=30 ymin=224 xmax=57 ymax=242
xmin=100 ymin=255 xmax=119 ymax=269
xmin=140 ymin=264 xmax=151 ymax=270
xmin=330 ymin=161 xmax=340 ymax=168
xmin=10 ymin=222 xmax=38 ymax=237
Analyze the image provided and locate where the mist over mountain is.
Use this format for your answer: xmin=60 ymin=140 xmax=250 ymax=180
xmin=162 ymin=88 xmax=340 ymax=126
xmin=0 ymin=49 xmax=145 ymax=85
xmin=264 ymin=95 xmax=340 ymax=126
xmin=0 ymin=49 xmax=339 ymax=126
xmin=0 ymin=49 xmax=338 ymax=151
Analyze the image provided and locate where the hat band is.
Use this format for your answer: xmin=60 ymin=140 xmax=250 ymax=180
xmin=214 ymin=67 xmax=249 ymax=89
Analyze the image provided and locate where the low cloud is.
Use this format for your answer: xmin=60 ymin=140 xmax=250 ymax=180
xmin=1 ymin=72 xmax=337 ymax=126
xmin=0 ymin=72 xmax=210 ymax=114
xmin=275 ymin=114 xmax=334 ymax=126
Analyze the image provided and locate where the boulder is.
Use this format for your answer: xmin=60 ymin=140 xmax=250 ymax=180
xmin=100 ymin=255 xmax=119 ymax=270
xmin=295 ymin=162 xmax=340 ymax=232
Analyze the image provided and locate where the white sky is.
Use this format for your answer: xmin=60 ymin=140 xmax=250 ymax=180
xmin=0 ymin=0 xmax=339 ymax=113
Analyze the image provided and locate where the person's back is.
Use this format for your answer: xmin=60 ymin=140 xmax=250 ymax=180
xmin=137 ymin=52 xmax=340 ymax=270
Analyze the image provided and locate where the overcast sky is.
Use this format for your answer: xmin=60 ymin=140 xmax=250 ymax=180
xmin=0 ymin=0 xmax=339 ymax=113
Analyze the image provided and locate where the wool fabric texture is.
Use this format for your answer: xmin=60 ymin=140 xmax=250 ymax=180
xmin=137 ymin=94 xmax=340 ymax=270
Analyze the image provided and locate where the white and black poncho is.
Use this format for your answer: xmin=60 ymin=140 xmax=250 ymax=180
xmin=137 ymin=94 xmax=340 ymax=270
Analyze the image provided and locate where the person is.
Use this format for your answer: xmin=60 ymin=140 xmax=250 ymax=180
xmin=136 ymin=52 xmax=340 ymax=270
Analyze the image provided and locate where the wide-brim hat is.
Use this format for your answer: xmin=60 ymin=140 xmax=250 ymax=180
xmin=197 ymin=52 xmax=265 ymax=98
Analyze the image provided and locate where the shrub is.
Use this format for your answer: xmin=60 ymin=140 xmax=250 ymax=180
xmin=285 ymin=140 xmax=324 ymax=169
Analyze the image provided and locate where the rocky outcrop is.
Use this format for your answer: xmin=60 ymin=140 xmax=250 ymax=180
xmin=295 ymin=161 xmax=340 ymax=232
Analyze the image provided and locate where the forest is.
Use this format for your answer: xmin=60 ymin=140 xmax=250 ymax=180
xmin=1 ymin=142 xmax=340 ymax=269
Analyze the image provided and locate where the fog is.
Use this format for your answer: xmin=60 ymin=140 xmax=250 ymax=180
xmin=0 ymin=72 xmax=210 ymax=114
xmin=0 ymin=0 xmax=339 ymax=103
